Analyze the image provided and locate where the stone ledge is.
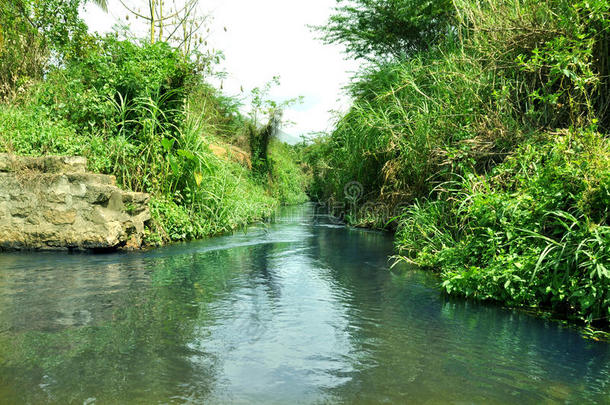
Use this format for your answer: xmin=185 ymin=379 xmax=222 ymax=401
xmin=0 ymin=154 xmax=87 ymax=173
xmin=0 ymin=154 xmax=150 ymax=251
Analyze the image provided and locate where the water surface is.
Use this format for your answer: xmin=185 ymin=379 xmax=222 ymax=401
xmin=0 ymin=204 xmax=609 ymax=404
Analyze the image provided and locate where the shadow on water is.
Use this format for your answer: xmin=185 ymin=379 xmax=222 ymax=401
xmin=0 ymin=203 xmax=608 ymax=404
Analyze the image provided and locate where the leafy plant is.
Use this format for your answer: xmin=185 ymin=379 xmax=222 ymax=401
xmin=313 ymin=0 xmax=454 ymax=60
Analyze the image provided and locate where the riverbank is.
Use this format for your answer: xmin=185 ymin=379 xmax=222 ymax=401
xmin=0 ymin=104 xmax=308 ymax=247
xmin=305 ymin=0 xmax=610 ymax=329
xmin=0 ymin=33 xmax=309 ymax=247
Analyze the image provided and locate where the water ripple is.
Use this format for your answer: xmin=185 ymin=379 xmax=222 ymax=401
xmin=0 ymin=204 xmax=608 ymax=404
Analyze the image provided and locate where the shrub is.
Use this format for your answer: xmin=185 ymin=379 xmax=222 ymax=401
xmin=396 ymin=131 xmax=610 ymax=325
xmin=30 ymin=35 xmax=196 ymax=137
xmin=315 ymin=0 xmax=454 ymax=60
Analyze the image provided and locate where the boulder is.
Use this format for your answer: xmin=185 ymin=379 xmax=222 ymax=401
xmin=0 ymin=154 xmax=150 ymax=251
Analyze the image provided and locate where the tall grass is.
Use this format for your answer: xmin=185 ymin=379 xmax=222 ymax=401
xmin=307 ymin=41 xmax=522 ymax=208
xmin=0 ymin=84 xmax=305 ymax=244
xmin=306 ymin=0 xmax=610 ymax=327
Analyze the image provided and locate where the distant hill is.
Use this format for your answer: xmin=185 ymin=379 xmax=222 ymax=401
xmin=275 ymin=129 xmax=301 ymax=145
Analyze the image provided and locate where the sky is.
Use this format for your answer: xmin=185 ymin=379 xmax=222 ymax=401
xmin=82 ymin=0 xmax=360 ymax=140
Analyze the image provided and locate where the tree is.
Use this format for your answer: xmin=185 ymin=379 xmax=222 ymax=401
xmin=0 ymin=0 xmax=106 ymax=99
xmin=314 ymin=0 xmax=454 ymax=61
xmin=118 ymin=0 xmax=209 ymax=56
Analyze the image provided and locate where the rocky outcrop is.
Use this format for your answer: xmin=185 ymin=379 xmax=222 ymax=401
xmin=0 ymin=154 xmax=150 ymax=251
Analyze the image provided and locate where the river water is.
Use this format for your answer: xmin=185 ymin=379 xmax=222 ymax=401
xmin=0 ymin=204 xmax=609 ymax=404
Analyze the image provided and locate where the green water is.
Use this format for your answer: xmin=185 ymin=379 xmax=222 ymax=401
xmin=0 ymin=204 xmax=609 ymax=404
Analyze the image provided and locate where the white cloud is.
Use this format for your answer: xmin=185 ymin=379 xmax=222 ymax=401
xmin=82 ymin=0 xmax=359 ymax=136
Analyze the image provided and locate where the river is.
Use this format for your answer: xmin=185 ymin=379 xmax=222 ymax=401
xmin=0 ymin=204 xmax=609 ymax=404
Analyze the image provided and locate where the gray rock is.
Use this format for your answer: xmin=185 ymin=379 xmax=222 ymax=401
xmin=0 ymin=154 xmax=150 ymax=251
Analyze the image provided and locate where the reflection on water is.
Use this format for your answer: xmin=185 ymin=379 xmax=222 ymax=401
xmin=0 ymin=204 xmax=608 ymax=404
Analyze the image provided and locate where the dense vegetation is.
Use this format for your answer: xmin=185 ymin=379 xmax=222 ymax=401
xmin=307 ymin=0 xmax=610 ymax=329
xmin=0 ymin=0 xmax=307 ymax=244
xmin=3 ymin=0 xmax=609 ymax=330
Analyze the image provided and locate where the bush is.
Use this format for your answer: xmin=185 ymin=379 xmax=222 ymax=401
xmin=315 ymin=0 xmax=454 ymax=60
xmin=31 ymin=35 xmax=196 ymax=137
xmin=0 ymin=0 xmax=90 ymax=100
xmin=455 ymin=0 xmax=610 ymax=130
xmin=396 ymin=131 xmax=610 ymax=325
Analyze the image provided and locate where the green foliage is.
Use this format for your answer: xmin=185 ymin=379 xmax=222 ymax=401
xmin=0 ymin=0 xmax=47 ymax=99
xmin=268 ymin=140 xmax=309 ymax=205
xmin=187 ymin=83 xmax=246 ymax=139
xmin=455 ymin=0 xmax=610 ymax=129
xmin=0 ymin=105 xmax=82 ymax=155
xmin=307 ymin=0 xmax=610 ymax=328
xmin=397 ymin=132 xmax=610 ymax=325
xmin=1 ymin=30 xmax=308 ymax=245
xmin=0 ymin=0 xmax=99 ymax=99
xmin=305 ymin=43 xmax=518 ymax=206
xmin=314 ymin=0 xmax=454 ymax=60
xmin=26 ymin=0 xmax=88 ymax=54
xmin=31 ymin=35 xmax=195 ymax=137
